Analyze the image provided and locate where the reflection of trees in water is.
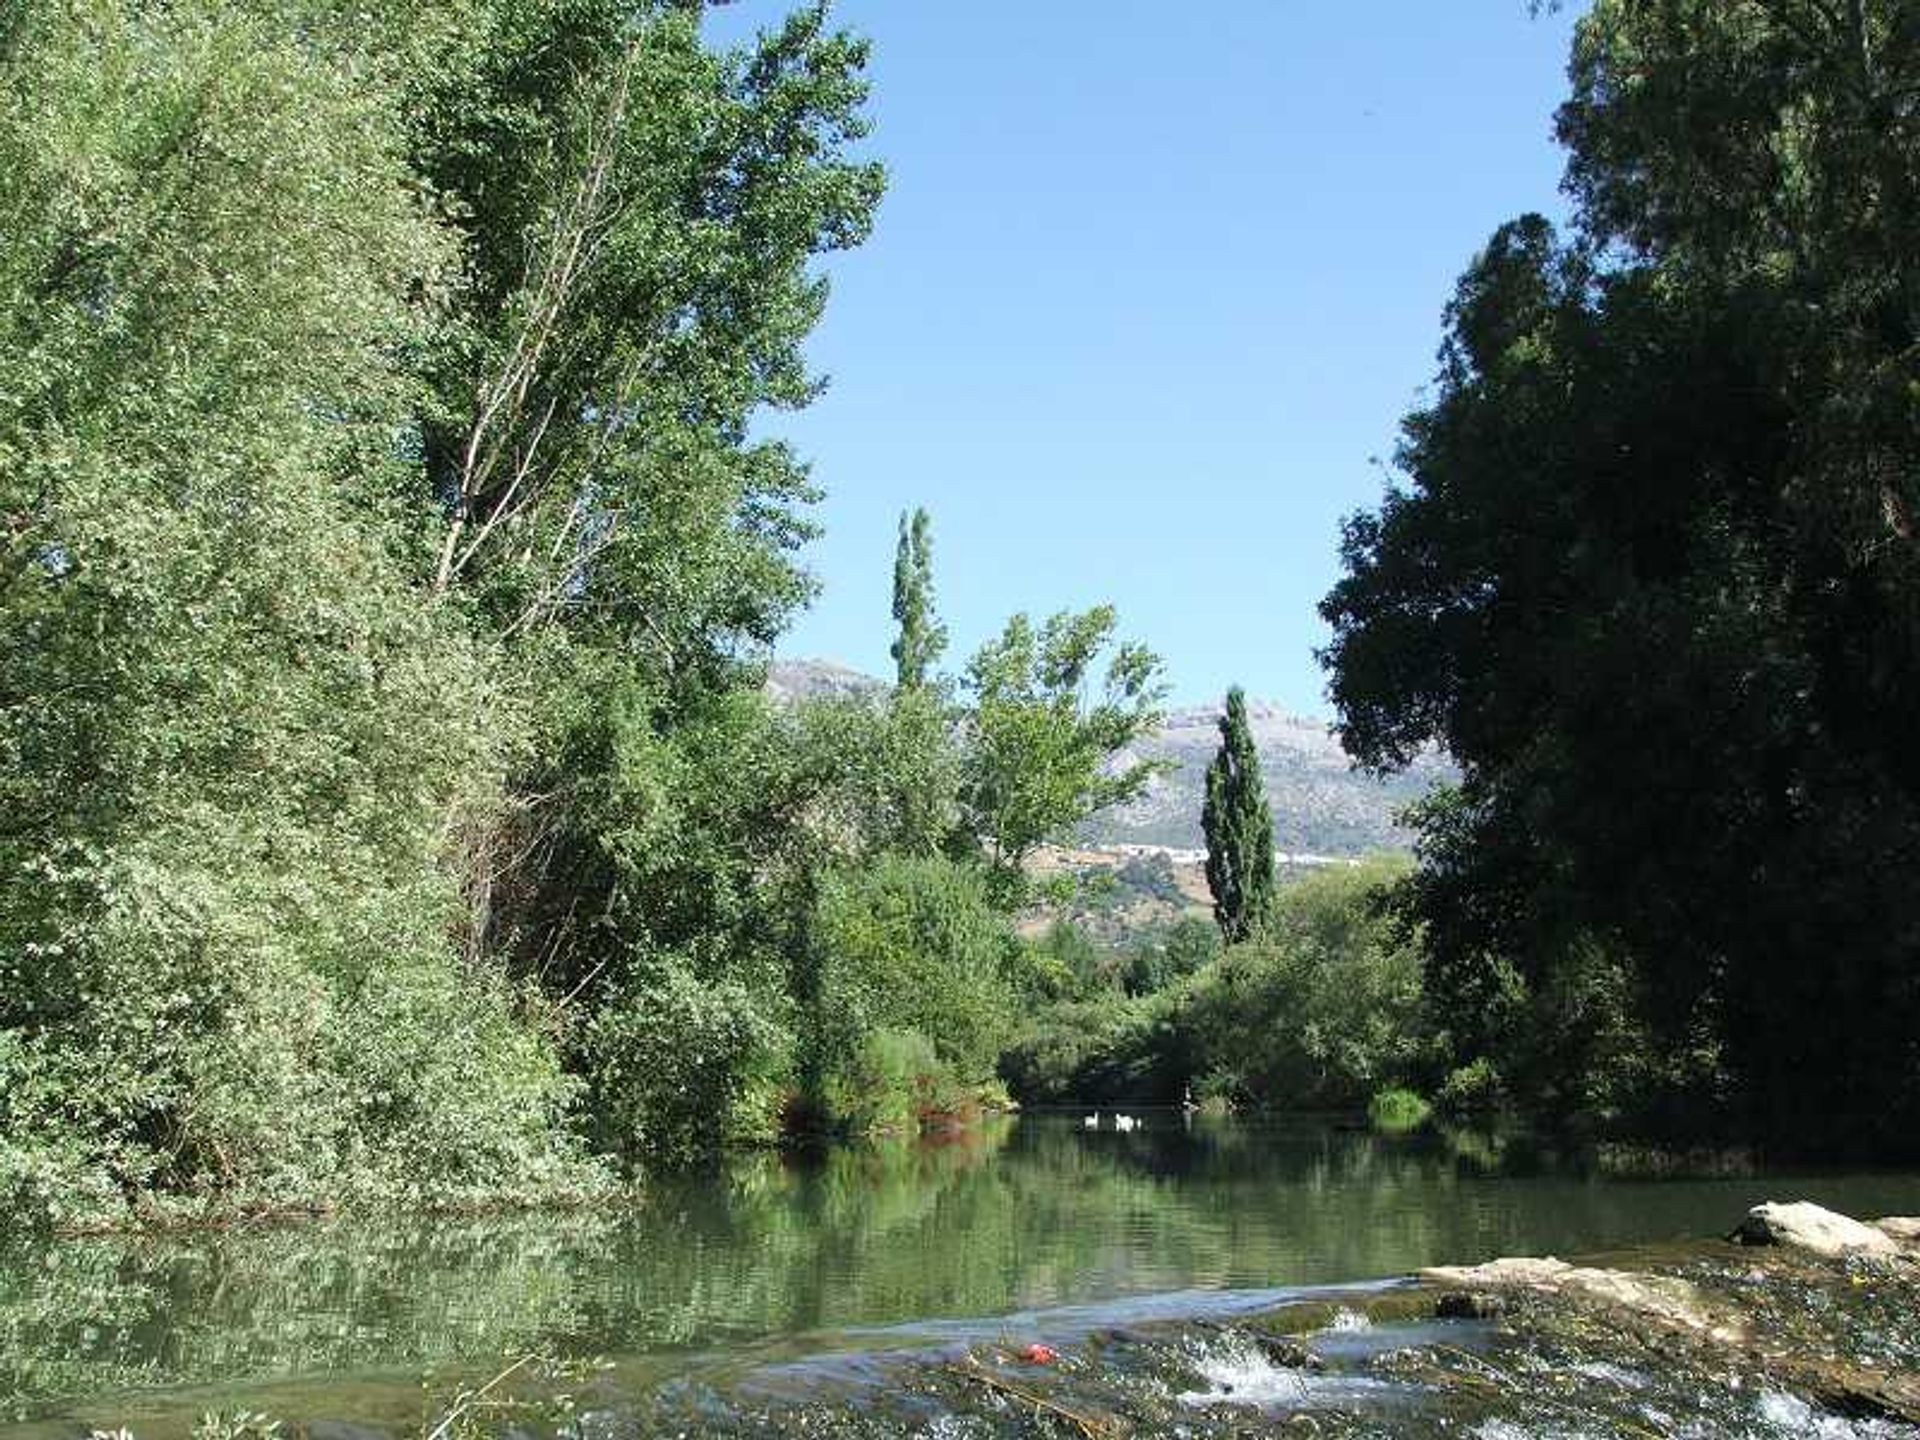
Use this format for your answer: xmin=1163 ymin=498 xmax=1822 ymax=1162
xmin=9 ymin=1119 xmax=1917 ymax=1422
xmin=0 ymin=1210 xmax=619 ymax=1417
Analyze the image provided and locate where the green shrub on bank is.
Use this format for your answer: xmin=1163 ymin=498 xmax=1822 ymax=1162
xmin=822 ymin=1027 xmax=983 ymax=1136
xmin=1434 ymin=1058 xmax=1507 ymax=1120
xmin=1179 ymin=856 xmax=1426 ymax=1111
xmin=582 ymin=964 xmax=787 ymax=1167
xmin=998 ymin=993 xmax=1190 ymax=1106
xmin=0 ymin=5 xmax=595 ymax=1229
xmin=1368 ymin=1088 xmax=1433 ymax=1133
xmin=1001 ymin=856 xmax=1432 ymax=1116
xmin=804 ymin=857 xmax=1018 ymax=1131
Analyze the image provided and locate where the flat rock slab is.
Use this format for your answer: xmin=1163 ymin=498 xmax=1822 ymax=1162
xmin=1873 ymin=1216 xmax=1920 ymax=1246
xmin=1736 ymin=1201 xmax=1902 ymax=1258
xmin=1418 ymin=1256 xmax=1744 ymax=1345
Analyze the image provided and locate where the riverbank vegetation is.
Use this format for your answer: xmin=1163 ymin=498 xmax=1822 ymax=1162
xmin=7 ymin=0 xmax=1920 ymax=1235
xmin=0 ymin=0 xmax=1168 ymax=1232
xmin=1322 ymin=0 xmax=1920 ymax=1153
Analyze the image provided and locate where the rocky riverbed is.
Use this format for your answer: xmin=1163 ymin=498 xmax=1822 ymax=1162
xmin=603 ymin=1201 xmax=1920 ymax=1438
xmin=31 ymin=1203 xmax=1920 ymax=1439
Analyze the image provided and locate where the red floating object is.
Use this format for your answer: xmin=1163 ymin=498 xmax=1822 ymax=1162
xmin=1018 ymin=1343 xmax=1059 ymax=1365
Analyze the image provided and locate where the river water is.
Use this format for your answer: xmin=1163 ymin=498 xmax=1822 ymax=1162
xmin=6 ymin=1114 xmax=1920 ymax=1435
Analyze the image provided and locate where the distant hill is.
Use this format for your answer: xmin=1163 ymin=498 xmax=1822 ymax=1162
xmin=768 ymin=660 xmax=1452 ymax=858
xmin=764 ymin=657 xmax=884 ymax=704
xmin=1084 ymin=698 xmax=1452 ymax=857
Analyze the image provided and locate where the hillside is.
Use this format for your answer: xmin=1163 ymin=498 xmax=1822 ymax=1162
xmin=768 ymin=661 xmax=1452 ymax=857
xmin=1085 ymin=697 xmax=1452 ymax=855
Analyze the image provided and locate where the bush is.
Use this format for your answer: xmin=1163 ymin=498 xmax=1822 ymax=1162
xmin=0 ymin=7 xmax=591 ymax=1227
xmin=823 ymin=1027 xmax=981 ymax=1136
xmin=805 ymin=856 xmax=1017 ymax=1127
xmin=1180 ymin=856 xmax=1427 ymax=1111
xmin=1018 ymin=920 xmax=1114 ymax=1002
xmin=999 ymin=992 xmax=1190 ymax=1107
xmin=581 ymin=964 xmax=786 ymax=1168
xmin=1368 ymin=1088 xmax=1433 ymax=1133
xmin=1122 ymin=915 xmax=1221 ymax=997
xmin=1434 ymin=1057 xmax=1507 ymax=1119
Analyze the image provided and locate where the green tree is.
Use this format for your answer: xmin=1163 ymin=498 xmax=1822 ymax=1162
xmin=959 ymin=608 xmax=1166 ymax=886
xmin=890 ymin=506 xmax=947 ymax=689
xmin=0 ymin=0 xmax=891 ymax=1216
xmin=1201 ymin=686 xmax=1277 ymax=942
xmin=1182 ymin=856 xmax=1425 ymax=1111
xmin=805 ymin=855 xmax=1016 ymax=1129
xmin=1320 ymin=0 xmax=1920 ymax=1148
xmin=403 ymin=0 xmax=886 ymax=1015
xmin=0 ymin=0 xmax=585 ymax=1226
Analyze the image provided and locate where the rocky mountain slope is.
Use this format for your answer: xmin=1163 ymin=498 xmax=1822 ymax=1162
xmin=1085 ymin=697 xmax=1451 ymax=856
xmin=768 ymin=660 xmax=1451 ymax=857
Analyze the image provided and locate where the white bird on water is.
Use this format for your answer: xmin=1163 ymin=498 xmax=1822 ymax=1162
xmin=1083 ymin=1112 xmax=1099 ymax=1129
xmin=1115 ymin=1114 xmax=1137 ymax=1132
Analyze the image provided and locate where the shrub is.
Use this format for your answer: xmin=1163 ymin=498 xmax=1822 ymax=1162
xmin=1368 ymin=1088 xmax=1433 ymax=1133
xmin=1180 ymin=855 xmax=1426 ymax=1111
xmin=826 ymin=1028 xmax=961 ymax=1136
xmin=999 ymin=992 xmax=1190 ymax=1107
xmin=581 ymin=964 xmax=786 ymax=1168
xmin=805 ymin=856 xmax=1017 ymax=1126
xmin=1434 ymin=1057 xmax=1507 ymax=1119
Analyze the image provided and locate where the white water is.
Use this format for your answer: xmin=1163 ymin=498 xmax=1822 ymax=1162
xmin=1175 ymin=1333 xmax=1312 ymax=1409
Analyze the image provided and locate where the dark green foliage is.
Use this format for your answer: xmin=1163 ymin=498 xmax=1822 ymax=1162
xmin=1019 ymin=919 xmax=1123 ymax=1002
xmin=1122 ymin=915 xmax=1220 ymax=997
xmin=889 ymin=507 xmax=946 ymax=689
xmin=805 ymin=856 xmax=1015 ymax=1131
xmin=1181 ymin=857 xmax=1426 ymax=1111
xmin=1003 ymin=859 xmax=1421 ymax=1111
xmin=1201 ymin=686 xmax=1277 ymax=942
xmin=581 ymin=964 xmax=784 ymax=1167
xmin=998 ymin=993 xmax=1190 ymax=1107
xmin=1320 ymin=0 xmax=1920 ymax=1149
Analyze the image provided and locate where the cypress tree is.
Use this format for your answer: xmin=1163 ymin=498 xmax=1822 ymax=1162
xmin=890 ymin=506 xmax=947 ymax=689
xmin=1202 ymin=686 xmax=1277 ymax=943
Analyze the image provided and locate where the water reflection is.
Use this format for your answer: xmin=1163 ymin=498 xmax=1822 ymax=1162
xmin=4 ymin=1115 xmax=1919 ymax=1429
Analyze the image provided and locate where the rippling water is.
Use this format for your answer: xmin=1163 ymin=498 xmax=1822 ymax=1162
xmin=5 ymin=1114 xmax=1919 ymax=1434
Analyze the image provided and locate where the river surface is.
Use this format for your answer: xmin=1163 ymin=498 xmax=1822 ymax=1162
xmin=6 ymin=1114 xmax=1920 ymax=1435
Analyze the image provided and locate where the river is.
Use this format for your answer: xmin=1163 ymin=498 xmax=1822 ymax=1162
xmin=6 ymin=1114 xmax=1920 ymax=1436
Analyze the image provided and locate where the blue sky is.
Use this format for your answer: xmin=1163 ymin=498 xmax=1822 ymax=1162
xmin=707 ymin=3 xmax=1586 ymax=713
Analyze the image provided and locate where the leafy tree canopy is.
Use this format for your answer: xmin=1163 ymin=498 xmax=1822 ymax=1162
xmin=1321 ymin=0 xmax=1920 ymax=1147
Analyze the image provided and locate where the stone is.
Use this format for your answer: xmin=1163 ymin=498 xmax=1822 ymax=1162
xmin=1872 ymin=1216 xmax=1920 ymax=1246
xmin=1733 ymin=1201 xmax=1901 ymax=1258
xmin=1434 ymin=1290 xmax=1505 ymax=1320
xmin=1418 ymin=1257 xmax=1743 ymax=1345
xmin=1253 ymin=1335 xmax=1326 ymax=1371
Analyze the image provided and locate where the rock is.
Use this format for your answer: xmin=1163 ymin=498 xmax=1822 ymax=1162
xmin=1872 ymin=1216 xmax=1920 ymax=1246
xmin=1419 ymin=1257 xmax=1744 ymax=1345
xmin=1789 ymin=1357 xmax=1920 ymax=1425
xmin=1253 ymin=1335 xmax=1325 ymax=1371
xmin=1422 ymin=1256 xmax=1573 ymax=1289
xmin=1434 ymin=1290 xmax=1505 ymax=1320
xmin=1733 ymin=1201 xmax=1901 ymax=1258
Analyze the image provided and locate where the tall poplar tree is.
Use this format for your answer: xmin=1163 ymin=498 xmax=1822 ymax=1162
xmin=1203 ymin=687 xmax=1276 ymax=943
xmin=890 ymin=506 xmax=946 ymax=689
